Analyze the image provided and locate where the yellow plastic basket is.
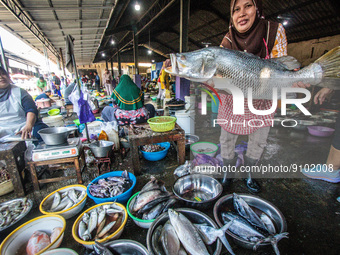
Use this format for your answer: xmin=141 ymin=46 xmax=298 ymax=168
xmin=147 ymin=116 xmax=177 ymax=132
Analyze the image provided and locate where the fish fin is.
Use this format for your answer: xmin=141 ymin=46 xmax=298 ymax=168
xmin=315 ymin=46 xmax=340 ymax=79
xmin=269 ymin=56 xmax=301 ymax=70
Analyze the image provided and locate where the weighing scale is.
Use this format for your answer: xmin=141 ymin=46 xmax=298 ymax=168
xmin=32 ymin=137 xmax=81 ymax=161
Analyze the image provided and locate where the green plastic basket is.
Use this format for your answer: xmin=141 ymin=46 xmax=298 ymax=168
xmin=147 ymin=116 xmax=177 ymax=132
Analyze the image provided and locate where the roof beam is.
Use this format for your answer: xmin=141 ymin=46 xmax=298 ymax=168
xmin=0 ymin=18 xmax=108 ymax=25
xmin=140 ymin=44 xmax=169 ymax=58
xmin=266 ymin=0 xmax=320 ymax=19
xmin=21 ymin=6 xmax=114 ymax=11
xmin=12 ymin=27 xmax=106 ymax=33
xmin=0 ymin=0 xmax=60 ymax=58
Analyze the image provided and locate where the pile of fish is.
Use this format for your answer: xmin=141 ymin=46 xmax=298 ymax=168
xmin=130 ymin=177 xmax=177 ymax=220
xmin=26 ymin=227 xmax=63 ymax=255
xmin=78 ymin=203 xmax=124 ymax=241
xmin=152 ymin=209 xmax=234 ymax=255
xmin=142 ymin=144 xmax=165 ymax=152
xmin=166 ymin=98 xmax=185 ymax=105
xmin=46 ymin=188 xmax=86 ymax=212
xmin=221 ymin=193 xmax=289 ymax=255
xmin=88 ymin=170 xmax=132 ymax=198
xmin=0 ymin=198 xmax=30 ymax=230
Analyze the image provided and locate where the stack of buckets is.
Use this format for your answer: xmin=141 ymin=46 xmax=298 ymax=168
xmin=175 ymin=96 xmax=196 ymax=134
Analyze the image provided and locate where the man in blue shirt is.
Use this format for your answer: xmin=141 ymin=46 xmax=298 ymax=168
xmin=35 ymin=90 xmax=52 ymax=101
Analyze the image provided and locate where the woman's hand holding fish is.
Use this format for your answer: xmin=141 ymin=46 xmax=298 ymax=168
xmin=292 ymin=81 xmax=311 ymax=89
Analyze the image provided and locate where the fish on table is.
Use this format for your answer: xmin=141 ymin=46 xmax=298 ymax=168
xmin=166 ymin=46 xmax=340 ymax=99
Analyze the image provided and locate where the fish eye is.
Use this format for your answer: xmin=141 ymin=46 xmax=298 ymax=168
xmin=180 ymin=55 xmax=186 ymax=61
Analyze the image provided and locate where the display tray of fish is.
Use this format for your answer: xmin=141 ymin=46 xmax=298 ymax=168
xmin=215 ymin=193 xmax=288 ymax=255
xmin=42 ymin=188 xmax=86 ymax=213
xmin=77 ymin=203 xmax=125 ymax=242
xmin=129 ymin=177 xmax=178 ymax=221
xmin=0 ymin=197 xmax=33 ymax=232
xmin=148 ymin=209 xmax=225 ymax=255
xmin=88 ymin=170 xmax=132 ymax=198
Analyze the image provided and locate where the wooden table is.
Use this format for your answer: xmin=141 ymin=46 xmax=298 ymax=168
xmin=128 ymin=123 xmax=186 ymax=175
xmin=27 ymin=148 xmax=86 ymax=191
xmin=0 ymin=141 xmax=26 ymax=197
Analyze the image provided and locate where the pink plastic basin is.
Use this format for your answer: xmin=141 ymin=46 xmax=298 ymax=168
xmin=307 ymin=126 xmax=335 ymax=137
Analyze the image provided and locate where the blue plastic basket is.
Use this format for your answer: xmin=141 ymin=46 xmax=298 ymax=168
xmin=87 ymin=171 xmax=136 ymax=204
xmin=140 ymin=142 xmax=171 ymax=161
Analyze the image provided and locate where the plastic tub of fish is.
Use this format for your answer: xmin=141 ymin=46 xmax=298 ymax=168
xmin=307 ymin=126 xmax=335 ymax=137
xmin=0 ymin=215 xmax=66 ymax=255
xmin=140 ymin=142 xmax=171 ymax=161
xmin=103 ymin=239 xmax=148 ymax=255
xmin=41 ymin=248 xmax=78 ymax=255
xmin=126 ymin=192 xmax=156 ymax=229
xmin=0 ymin=197 xmax=33 ymax=234
xmin=39 ymin=185 xmax=87 ymax=220
xmin=213 ymin=193 xmax=287 ymax=251
xmin=147 ymin=208 xmax=222 ymax=255
xmin=173 ymin=174 xmax=223 ymax=209
xmin=87 ymin=171 xmax=136 ymax=204
xmin=190 ymin=142 xmax=219 ymax=157
xmin=72 ymin=202 xmax=128 ymax=249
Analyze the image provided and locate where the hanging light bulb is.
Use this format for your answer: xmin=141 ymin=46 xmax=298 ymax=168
xmin=148 ymin=50 xmax=152 ymax=55
xmin=152 ymin=60 xmax=155 ymax=63
xmin=111 ymin=40 xmax=115 ymax=45
xmin=102 ymin=53 xmax=105 ymax=57
xmin=283 ymin=20 xmax=288 ymax=26
xmin=135 ymin=1 xmax=140 ymax=11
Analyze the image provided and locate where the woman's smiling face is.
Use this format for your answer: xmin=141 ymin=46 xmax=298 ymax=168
xmin=232 ymin=0 xmax=257 ymax=33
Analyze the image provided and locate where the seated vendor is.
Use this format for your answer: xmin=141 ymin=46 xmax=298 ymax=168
xmin=35 ymin=90 xmax=52 ymax=101
xmin=0 ymin=67 xmax=48 ymax=140
xmin=101 ymin=75 xmax=155 ymax=126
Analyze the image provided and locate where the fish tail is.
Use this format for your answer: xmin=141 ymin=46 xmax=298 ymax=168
xmin=315 ymin=46 xmax=340 ymax=79
xmin=311 ymin=46 xmax=340 ymax=89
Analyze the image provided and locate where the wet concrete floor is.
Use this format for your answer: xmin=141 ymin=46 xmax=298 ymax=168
xmin=0 ymin=108 xmax=339 ymax=255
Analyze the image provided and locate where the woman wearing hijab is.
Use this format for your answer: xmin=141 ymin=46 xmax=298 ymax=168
xmin=218 ymin=0 xmax=288 ymax=192
xmin=101 ymin=75 xmax=155 ymax=125
xmin=0 ymin=67 xmax=48 ymax=140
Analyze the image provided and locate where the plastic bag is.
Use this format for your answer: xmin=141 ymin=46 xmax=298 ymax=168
xmin=78 ymin=91 xmax=96 ymax=124
xmin=69 ymin=86 xmax=96 ymax=116
xmin=100 ymin=121 xmax=120 ymax=150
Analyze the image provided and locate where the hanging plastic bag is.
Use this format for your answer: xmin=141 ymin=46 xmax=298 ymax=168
xmin=68 ymin=85 xmax=81 ymax=115
xmin=78 ymin=91 xmax=96 ymax=124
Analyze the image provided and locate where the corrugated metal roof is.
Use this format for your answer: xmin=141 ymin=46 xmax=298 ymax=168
xmin=1 ymin=0 xmax=339 ymax=65
xmin=0 ymin=0 xmax=115 ymax=65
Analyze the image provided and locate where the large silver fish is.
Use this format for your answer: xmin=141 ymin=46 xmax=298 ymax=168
xmin=166 ymin=46 xmax=340 ymax=99
xmin=168 ymin=209 xmax=209 ymax=255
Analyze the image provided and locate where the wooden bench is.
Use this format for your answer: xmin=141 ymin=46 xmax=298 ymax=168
xmin=128 ymin=123 xmax=186 ymax=175
xmin=27 ymin=148 xmax=86 ymax=191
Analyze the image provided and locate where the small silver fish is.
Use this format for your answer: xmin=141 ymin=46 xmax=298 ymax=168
xmin=50 ymin=192 xmax=61 ymax=211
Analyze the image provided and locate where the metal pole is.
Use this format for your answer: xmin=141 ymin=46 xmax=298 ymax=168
xmin=110 ymin=57 xmax=114 ymax=78
xmin=105 ymin=59 xmax=108 ymax=70
xmin=180 ymin=0 xmax=190 ymax=53
xmin=117 ymin=48 xmax=122 ymax=77
xmin=59 ymin=48 xmax=67 ymax=83
xmin=0 ymin=34 xmax=8 ymax=72
xmin=70 ymin=53 xmax=90 ymax=142
xmin=133 ymin=30 xmax=139 ymax=74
